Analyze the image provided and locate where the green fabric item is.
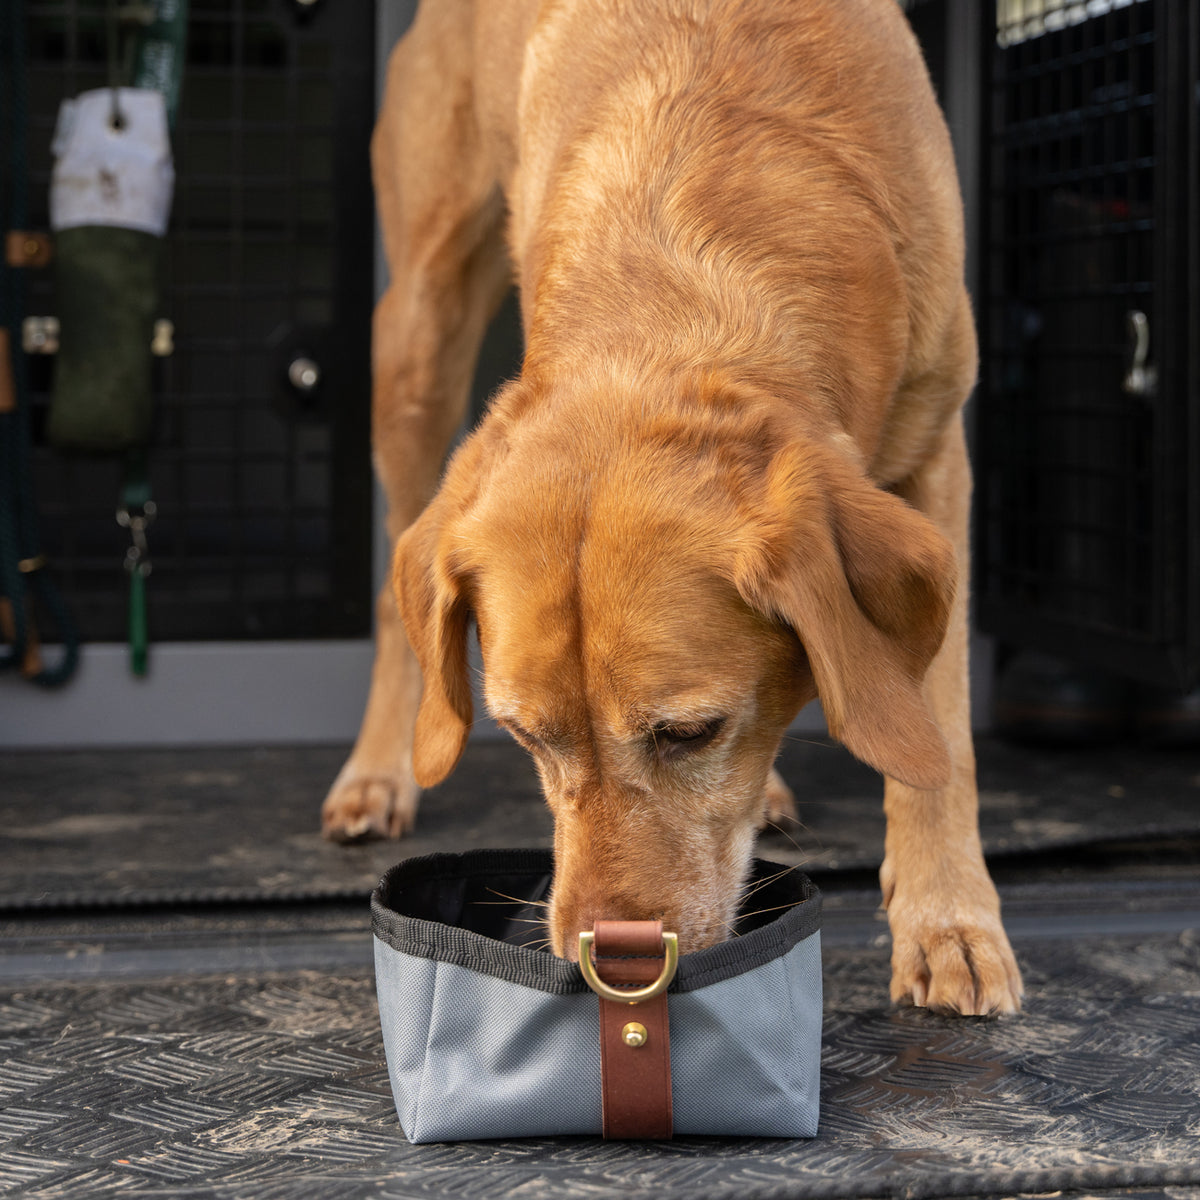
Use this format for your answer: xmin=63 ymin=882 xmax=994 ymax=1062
xmin=132 ymin=0 xmax=190 ymax=129
xmin=49 ymin=225 xmax=161 ymax=453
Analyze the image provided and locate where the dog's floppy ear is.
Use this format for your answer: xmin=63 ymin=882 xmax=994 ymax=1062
xmin=735 ymin=441 xmax=956 ymax=789
xmin=392 ymin=440 xmax=487 ymax=787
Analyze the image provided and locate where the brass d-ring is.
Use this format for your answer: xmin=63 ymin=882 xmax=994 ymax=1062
xmin=578 ymin=931 xmax=679 ymax=1004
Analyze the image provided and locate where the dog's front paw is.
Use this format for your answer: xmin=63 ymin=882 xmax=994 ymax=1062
xmin=882 ymin=864 xmax=1023 ymax=1015
xmin=321 ymin=765 xmax=419 ymax=842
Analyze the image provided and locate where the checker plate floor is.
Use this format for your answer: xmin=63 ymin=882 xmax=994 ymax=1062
xmin=2 ymin=930 xmax=1199 ymax=1200
xmin=2 ymin=737 xmax=1199 ymax=908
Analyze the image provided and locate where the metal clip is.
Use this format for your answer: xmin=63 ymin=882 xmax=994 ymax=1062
xmin=117 ymin=500 xmax=157 ymax=578
xmin=19 ymin=316 xmax=172 ymax=356
xmin=22 ymin=316 xmax=60 ymax=355
xmin=151 ymin=319 xmax=174 ymax=357
xmin=1123 ymin=310 xmax=1157 ymax=399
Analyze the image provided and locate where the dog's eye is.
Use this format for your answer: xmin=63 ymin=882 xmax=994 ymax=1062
xmin=651 ymin=717 xmax=726 ymax=760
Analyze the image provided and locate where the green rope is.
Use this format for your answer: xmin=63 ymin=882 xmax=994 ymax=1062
xmin=106 ymin=0 xmax=188 ymax=676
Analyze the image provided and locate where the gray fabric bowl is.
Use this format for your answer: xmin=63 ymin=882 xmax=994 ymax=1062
xmin=372 ymin=849 xmax=822 ymax=1143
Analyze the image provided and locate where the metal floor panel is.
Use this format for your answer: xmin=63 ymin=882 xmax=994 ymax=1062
xmin=2 ymin=927 xmax=1199 ymax=1200
xmin=3 ymin=737 xmax=1200 ymax=910
xmin=6 ymin=872 xmax=1200 ymax=984
xmin=3 ymin=740 xmax=1200 ymax=1197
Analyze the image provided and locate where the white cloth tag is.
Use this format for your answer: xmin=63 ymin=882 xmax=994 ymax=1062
xmin=50 ymin=88 xmax=175 ymax=236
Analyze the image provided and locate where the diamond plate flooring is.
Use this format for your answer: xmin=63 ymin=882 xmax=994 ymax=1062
xmin=2 ymin=737 xmax=1199 ymax=908
xmin=2 ymin=740 xmax=1199 ymax=1199
xmin=2 ymin=930 xmax=1200 ymax=1200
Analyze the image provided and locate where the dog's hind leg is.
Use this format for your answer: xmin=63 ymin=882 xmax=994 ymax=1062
xmin=322 ymin=1 xmax=511 ymax=840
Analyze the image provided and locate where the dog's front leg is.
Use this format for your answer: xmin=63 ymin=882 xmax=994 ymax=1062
xmin=322 ymin=6 xmax=510 ymax=840
xmin=880 ymin=416 xmax=1024 ymax=1014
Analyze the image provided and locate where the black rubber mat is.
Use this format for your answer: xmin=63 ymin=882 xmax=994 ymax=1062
xmin=0 ymin=742 xmax=548 ymax=909
xmin=2 ymin=928 xmax=1199 ymax=1199
xmin=2 ymin=736 xmax=1199 ymax=910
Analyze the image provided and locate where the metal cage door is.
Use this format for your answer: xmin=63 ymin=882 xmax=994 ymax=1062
xmin=977 ymin=0 xmax=1200 ymax=688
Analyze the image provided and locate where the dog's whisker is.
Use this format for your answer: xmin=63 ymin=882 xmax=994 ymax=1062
xmin=761 ymin=818 xmax=818 ymax=859
xmin=480 ymin=888 xmax=550 ymax=907
xmin=740 ymin=862 xmax=798 ymax=895
xmin=763 ymin=809 xmax=824 ymax=849
xmin=739 ymin=863 xmax=799 ymax=901
xmin=735 ymin=899 xmax=802 ymax=922
xmin=777 ymin=733 xmax=838 ymax=750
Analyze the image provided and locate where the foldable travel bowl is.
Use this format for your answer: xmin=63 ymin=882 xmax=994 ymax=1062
xmin=372 ymin=848 xmax=822 ymax=1143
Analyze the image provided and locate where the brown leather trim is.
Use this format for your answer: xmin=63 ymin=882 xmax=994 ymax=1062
xmin=0 ymin=597 xmax=43 ymax=678
xmin=593 ymin=919 xmax=673 ymax=1139
xmin=5 ymin=231 xmax=53 ymax=269
xmin=0 ymin=328 xmax=14 ymax=414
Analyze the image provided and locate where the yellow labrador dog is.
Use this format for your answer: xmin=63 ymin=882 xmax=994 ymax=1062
xmin=323 ymin=0 xmax=1023 ymax=1015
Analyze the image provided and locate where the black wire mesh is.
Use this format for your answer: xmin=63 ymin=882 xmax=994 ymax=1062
xmin=978 ymin=0 xmax=1200 ymax=686
xmin=14 ymin=0 xmax=374 ymax=642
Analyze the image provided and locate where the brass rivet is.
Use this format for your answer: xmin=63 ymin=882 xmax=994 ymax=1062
xmin=621 ymin=1022 xmax=648 ymax=1048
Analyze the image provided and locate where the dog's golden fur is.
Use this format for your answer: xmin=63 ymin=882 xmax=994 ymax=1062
xmin=323 ymin=0 xmax=1023 ymax=1015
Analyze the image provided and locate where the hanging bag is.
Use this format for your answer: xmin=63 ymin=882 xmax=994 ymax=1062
xmin=47 ymin=86 xmax=172 ymax=452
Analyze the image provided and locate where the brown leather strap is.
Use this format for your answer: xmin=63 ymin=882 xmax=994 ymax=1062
xmin=592 ymin=920 xmax=673 ymax=1139
xmin=0 ymin=328 xmax=14 ymax=414
xmin=5 ymin=231 xmax=53 ymax=269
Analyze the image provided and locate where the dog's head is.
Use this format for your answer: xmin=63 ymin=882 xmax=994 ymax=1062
xmin=394 ymin=377 xmax=954 ymax=956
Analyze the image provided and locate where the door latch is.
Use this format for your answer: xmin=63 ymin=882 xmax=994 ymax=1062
xmin=1123 ymin=310 xmax=1157 ymax=399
